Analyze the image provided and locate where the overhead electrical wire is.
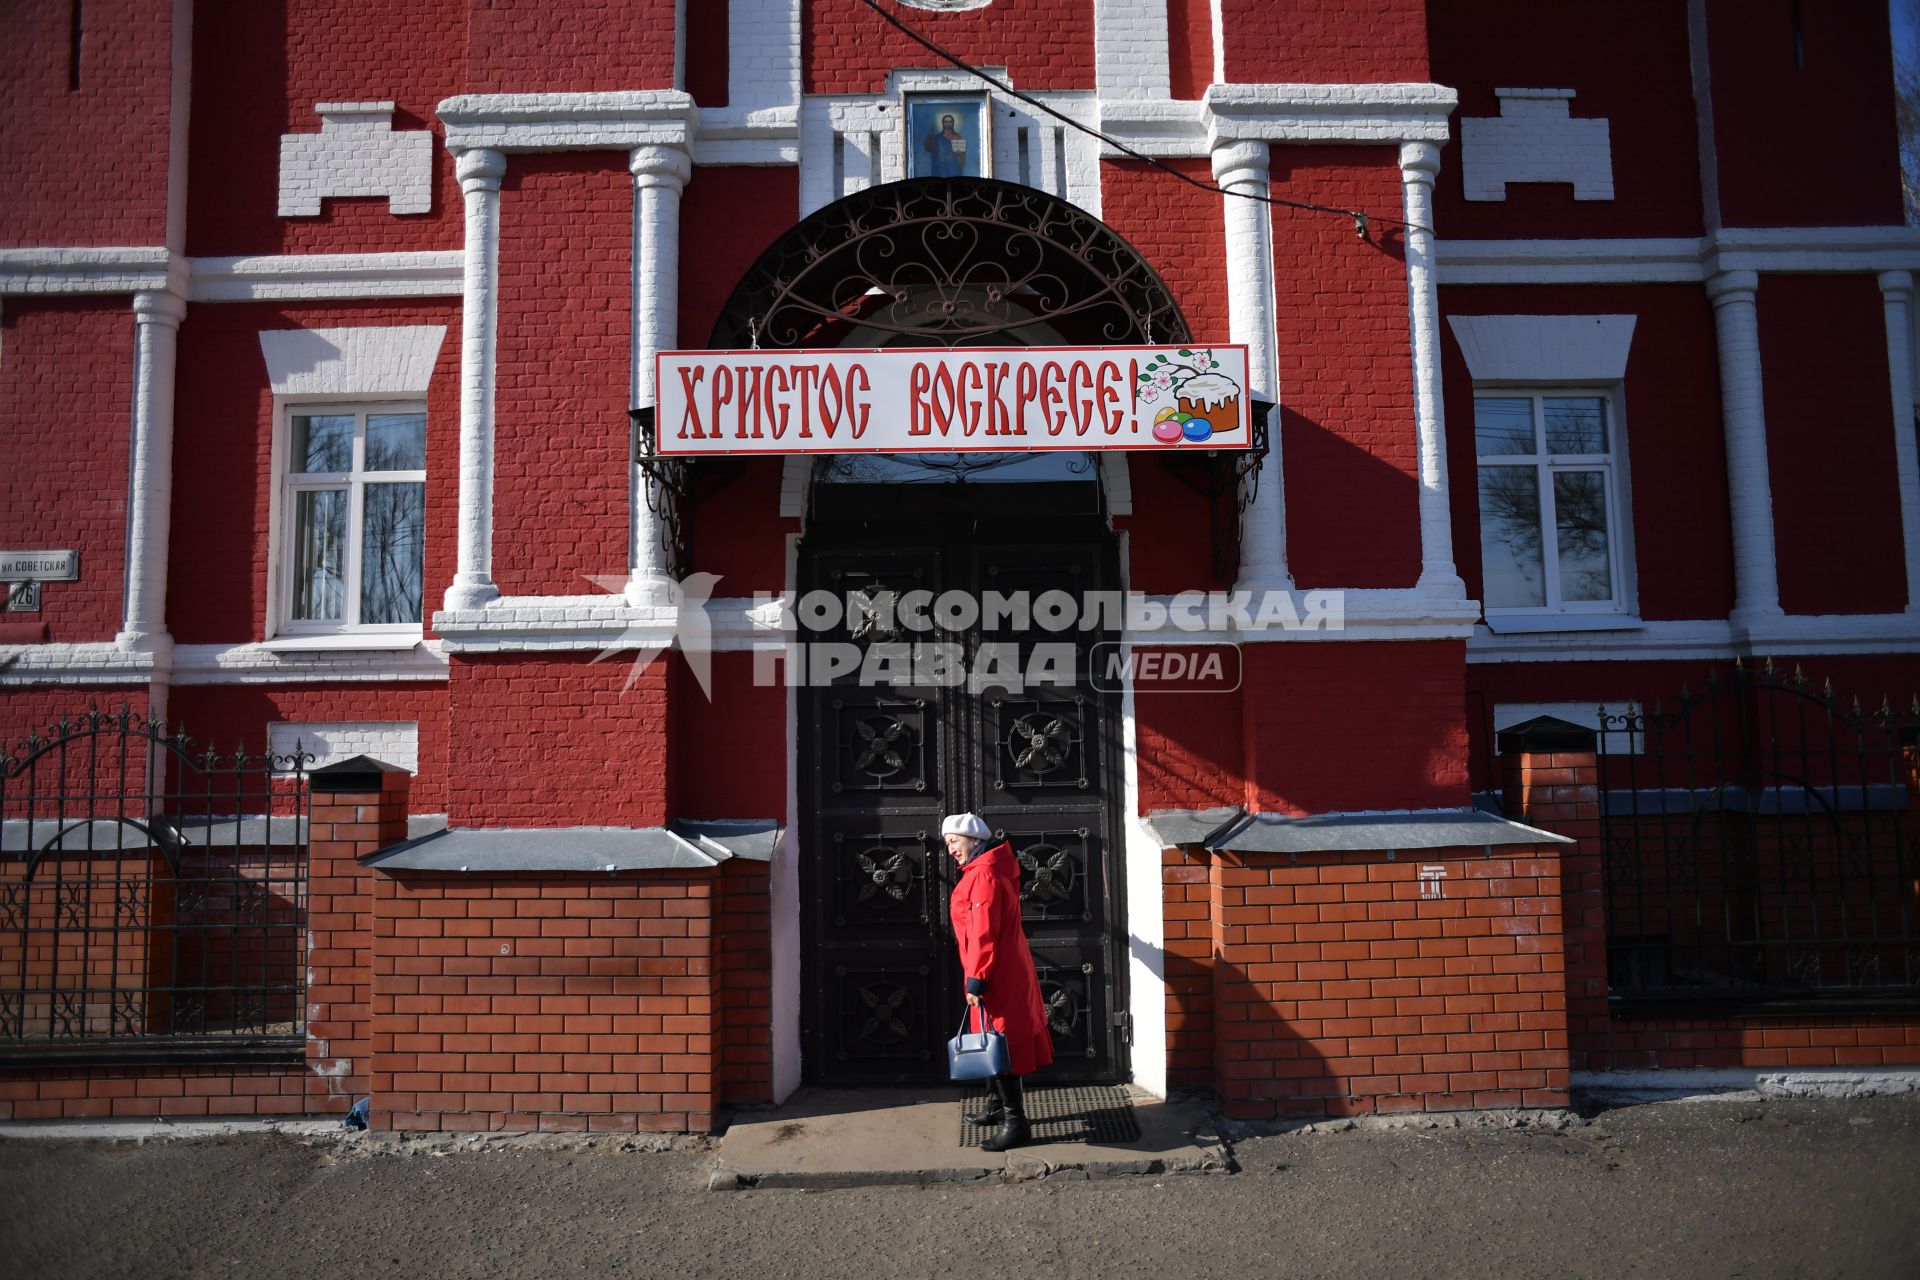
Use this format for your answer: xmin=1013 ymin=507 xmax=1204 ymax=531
xmin=857 ymin=0 xmax=1433 ymax=239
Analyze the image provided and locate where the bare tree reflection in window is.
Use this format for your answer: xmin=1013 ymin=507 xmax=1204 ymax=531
xmin=1553 ymin=471 xmax=1612 ymax=601
xmin=1478 ymin=465 xmax=1544 ymax=608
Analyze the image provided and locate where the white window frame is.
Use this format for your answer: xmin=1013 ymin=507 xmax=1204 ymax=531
xmin=1472 ymin=385 xmax=1637 ymax=629
xmin=267 ymin=398 xmax=427 ymax=640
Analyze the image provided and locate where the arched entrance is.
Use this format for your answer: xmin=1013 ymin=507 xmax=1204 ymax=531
xmin=710 ymin=179 xmax=1191 ymax=1085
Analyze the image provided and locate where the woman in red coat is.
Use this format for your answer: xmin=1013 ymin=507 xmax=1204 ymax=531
xmin=944 ymin=811 xmax=1053 ymax=1151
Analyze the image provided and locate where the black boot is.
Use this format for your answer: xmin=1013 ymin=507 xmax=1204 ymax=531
xmin=981 ymin=1075 xmax=1029 ymax=1152
xmin=964 ymin=1075 xmax=1005 ymax=1128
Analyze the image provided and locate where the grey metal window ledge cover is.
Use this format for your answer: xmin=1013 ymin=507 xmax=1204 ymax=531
xmin=1145 ymin=807 xmax=1575 ymax=854
xmin=360 ymin=818 xmax=782 ymax=872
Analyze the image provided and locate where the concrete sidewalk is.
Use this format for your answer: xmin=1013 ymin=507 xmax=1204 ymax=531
xmin=708 ymin=1085 xmax=1229 ymax=1189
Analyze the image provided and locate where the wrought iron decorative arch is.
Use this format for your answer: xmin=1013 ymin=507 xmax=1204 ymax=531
xmin=707 ymin=178 xmax=1191 ymax=351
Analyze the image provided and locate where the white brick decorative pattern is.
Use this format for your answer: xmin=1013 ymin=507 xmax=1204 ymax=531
xmin=1446 ymin=314 xmax=1638 ymax=383
xmin=1095 ymin=0 xmax=1170 ymax=100
xmin=256 ymin=324 xmax=448 ymax=397
xmin=1460 ymin=89 xmax=1613 ymax=203
xmin=269 ymin=721 xmax=419 ymax=772
xmin=278 ymin=103 xmax=434 ymax=218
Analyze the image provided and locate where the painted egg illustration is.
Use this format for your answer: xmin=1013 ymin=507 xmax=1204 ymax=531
xmin=1152 ymin=418 xmax=1183 ymax=442
xmin=1154 ymin=406 xmax=1180 ymax=423
xmin=1181 ymin=418 xmax=1213 ymax=442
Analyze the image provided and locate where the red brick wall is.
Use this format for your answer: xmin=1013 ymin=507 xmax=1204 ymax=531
xmin=1135 ymin=658 xmax=1245 ymax=813
xmin=165 ymin=684 xmax=450 ymax=815
xmin=0 ymin=298 xmax=135 ymax=642
xmin=1272 ymin=146 xmax=1421 ymax=590
xmin=803 ymin=0 xmax=1095 ymax=94
xmin=1440 ymin=284 xmax=1736 ymax=624
xmin=169 ymin=299 xmax=462 ymax=645
xmin=1242 ymin=641 xmax=1470 ymax=815
xmin=1427 ymin=0 xmax=1705 ymax=239
xmin=0 ymin=689 xmax=149 ymax=765
xmin=1706 ymin=0 xmax=1905 ymax=229
xmin=679 ymin=166 xmax=803 ymax=348
xmin=1180 ymin=843 xmax=1570 ymax=1118
xmin=716 ymin=859 xmax=773 ymax=1104
xmin=0 ymin=0 xmax=172 ymax=248
xmin=687 ymin=460 xmax=798 ymax=595
xmin=465 ymin=0 xmax=678 ymax=95
xmin=444 ymin=654 xmax=672 ymax=829
xmin=186 ymin=0 xmax=464 ymax=256
xmin=491 ymin=152 xmax=632 ymax=597
xmin=1216 ymin=0 xmax=1427 ymax=84
xmin=1758 ymin=274 xmax=1907 ymax=616
xmin=370 ymin=869 xmax=718 ymax=1133
xmin=1167 ymin=0 xmax=1213 ymax=100
xmin=0 ymin=1064 xmax=312 ymax=1121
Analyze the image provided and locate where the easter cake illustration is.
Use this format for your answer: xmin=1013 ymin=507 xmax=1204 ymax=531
xmin=1137 ymin=349 xmax=1242 ymax=445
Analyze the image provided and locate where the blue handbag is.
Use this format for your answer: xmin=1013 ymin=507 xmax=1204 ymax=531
xmin=947 ymin=1003 xmax=1011 ymax=1081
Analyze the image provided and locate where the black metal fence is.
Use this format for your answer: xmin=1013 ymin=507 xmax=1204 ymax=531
xmin=1598 ymin=660 xmax=1920 ymax=1017
xmin=0 ymin=707 xmax=310 ymax=1062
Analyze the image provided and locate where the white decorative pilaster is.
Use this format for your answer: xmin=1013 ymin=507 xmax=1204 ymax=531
xmin=444 ymin=147 xmax=506 ymax=612
xmin=1877 ymin=270 xmax=1920 ymax=614
xmin=1211 ymin=137 xmax=1293 ymax=593
xmin=627 ymin=143 xmax=693 ymax=607
xmin=1705 ymin=269 xmax=1783 ymax=623
xmin=1400 ymin=142 xmax=1467 ymax=601
xmin=117 ymin=289 xmax=187 ymax=656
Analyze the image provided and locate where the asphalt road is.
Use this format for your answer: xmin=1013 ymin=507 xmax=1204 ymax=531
xmin=3 ymin=1096 xmax=1917 ymax=1279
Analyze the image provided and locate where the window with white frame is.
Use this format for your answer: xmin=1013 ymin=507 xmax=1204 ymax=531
xmin=1473 ymin=391 xmax=1627 ymax=617
xmin=277 ymin=404 xmax=426 ymax=634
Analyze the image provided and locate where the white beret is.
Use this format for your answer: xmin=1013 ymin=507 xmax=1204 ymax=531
xmin=941 ymin=812 xmax=992 ymax=841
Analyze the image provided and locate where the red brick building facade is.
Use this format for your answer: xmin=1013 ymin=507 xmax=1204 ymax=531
xmin=3 ymin=1 xmax=1917 ymax=1129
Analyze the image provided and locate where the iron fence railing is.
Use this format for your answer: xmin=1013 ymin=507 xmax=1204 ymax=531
xmin=0 ymin=707 xmax=310 ymax=1062
xmin=1597 ymin=659 xmax=1920 ymax=1017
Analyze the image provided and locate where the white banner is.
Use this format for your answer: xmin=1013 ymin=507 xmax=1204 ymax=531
xmin=655 ymin=345 xmax=1253 ymax=456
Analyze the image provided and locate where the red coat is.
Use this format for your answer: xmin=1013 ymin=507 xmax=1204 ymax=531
xmin=950 ymin=841 xmax=1054 ymax=1076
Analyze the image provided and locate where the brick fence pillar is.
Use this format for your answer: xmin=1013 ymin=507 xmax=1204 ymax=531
xmin=1498 ymin=716 xmax=1600 ymax=1080
xmin=304 ymin=755 xmax=410 ymax=1114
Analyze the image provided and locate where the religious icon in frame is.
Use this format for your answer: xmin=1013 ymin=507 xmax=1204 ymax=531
xmin=904 ymin=92 xmax=992 ymax=179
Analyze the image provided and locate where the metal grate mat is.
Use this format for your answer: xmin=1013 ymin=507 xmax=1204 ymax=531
xmin=959 ymin=1083 xmax=1140 ymax=1147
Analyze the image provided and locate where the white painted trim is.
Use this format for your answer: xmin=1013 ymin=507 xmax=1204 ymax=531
xmin=1459 ymin=88 xmax=1612 ymax=204
xmin=727 ymin=0 xmax=801 ymax=116
xmin=257 ymin=326 xmax=447 ymax=397
xmin=770 ymin=531 xmax=802 ymax=1103
xmin=1401 ymin=142 xmax=1467 ymax=603
xmin=445 ymin=150 xmax=506 ymax=612
xmin=118 ymin=292 xmax=187 ymax=657
xmin=1094 ymin=0 xmax=1171 ymax=102
xmin=437 ymin=91 xmax=697 ymax=152
xmin=1447 ymin=315 xmax=1638 ymax=383
xmin=1707 ymin=270 xmax=1783 ymax=623
xmin=171 ymin=641 xmax=449 ymax=684
xmin=1119 ymin=538 xmax=1168 ymax=1097
xmin=1876 ymin=271 xmax=1920 ymax=616
xmin=1098 ymin=453 xmax=1133 ymax=517
xmin=1466 ymin=613 xmax=1920 ymax=663
xmin=628 ymin=144 xmax=694 ymax=606
xmin=1434 ymin=227 xmax=1920 ymax=286
xmin=1212 ymin=138 xmax=1292 ymax=595
xmin=1204 ymin=83 xmax=1457 ymax=146
xmin=778 ymin=457 xmax=812 ymax=519
xmin=1095 ymin=98 xmax=1208 ymax=158
xmin=1574 ymin=1066 xmax=1920 ymax=1102
xmin=0 ymin=247 xmax=178 ymax=295
xmin=0 ymin=642 xmax=156 ymax=685
xmin=278 ymin=102 xmax=434 ymax=218
xmin=189 ymin=252 xmax=462 ymax=301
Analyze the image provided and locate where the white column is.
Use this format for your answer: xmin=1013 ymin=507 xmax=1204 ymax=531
xmin=1400 ymin=141 xmax=1467 ymax=602
xmin=117 ymin=289 xmax=187 ymax=654
xmin=1705 ymin=269 xmax=1783 ymax=622
xmin=1878 ymin=270 xmax=1920 ymax=614
xmin=627 ymin=143 xmax=693 ymax=606
xmin=1212 ymin=138 xmax=1293 ymax=593
xmin=444 ymin=148 xmax=506 ymax=612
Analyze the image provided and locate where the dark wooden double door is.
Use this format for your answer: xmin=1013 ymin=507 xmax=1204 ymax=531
xmin=798 ymin=485 xmax=1128 ymax=1085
